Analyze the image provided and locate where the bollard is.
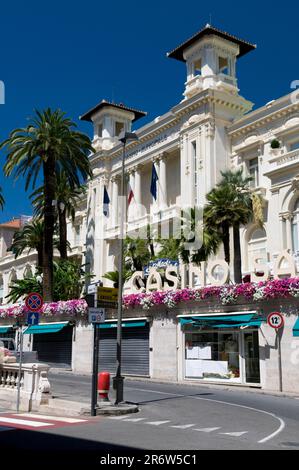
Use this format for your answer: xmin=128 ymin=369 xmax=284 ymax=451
xmin=98 ymin=371 xmax=110 ymax=403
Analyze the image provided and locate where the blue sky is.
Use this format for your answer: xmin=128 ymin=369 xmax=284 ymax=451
xmin=0 ymin=0 xmax=298 ymax=222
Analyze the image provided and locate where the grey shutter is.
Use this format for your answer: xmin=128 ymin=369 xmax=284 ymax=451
xmin=98 ymin=324 xmax=149 ymax=376
xmin=33 ymin=324 xmax=73 ymax=368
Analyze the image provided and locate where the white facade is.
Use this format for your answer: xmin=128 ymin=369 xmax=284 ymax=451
xmin=1 ymin=25 xmax=299 ymax=392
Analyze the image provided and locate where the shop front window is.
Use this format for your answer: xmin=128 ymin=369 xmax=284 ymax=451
xmin=185 ymin=330 xmax=240 ymax=381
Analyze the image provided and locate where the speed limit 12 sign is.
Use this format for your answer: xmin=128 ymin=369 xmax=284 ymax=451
xmin=267 ymin=312 xmax=284 ymax=329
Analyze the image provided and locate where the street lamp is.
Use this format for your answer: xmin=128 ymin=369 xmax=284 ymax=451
xmin=114 ymin=131 xmax=139 ymax=405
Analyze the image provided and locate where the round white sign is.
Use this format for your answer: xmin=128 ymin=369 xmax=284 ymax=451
xmin=267 ymin=312 xmax=284 ymax=329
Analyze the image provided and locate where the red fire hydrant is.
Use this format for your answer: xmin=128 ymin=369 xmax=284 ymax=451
xmin=98 ymin=372 xmax=110 ymax=403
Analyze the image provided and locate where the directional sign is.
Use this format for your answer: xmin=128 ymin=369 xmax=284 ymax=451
xmin=267 ymin=312 xmax=284 ymax=329
xmin=27 ymin=311 xmax=40 ymax=326
xmin=88 ymin=308 xmax=105 ymax=324
xmin=25 ymin=292 xmax=43 ymax=312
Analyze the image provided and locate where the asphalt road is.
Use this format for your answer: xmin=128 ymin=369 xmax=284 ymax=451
xmin=1 ymin=371 xmax=298 ymax=455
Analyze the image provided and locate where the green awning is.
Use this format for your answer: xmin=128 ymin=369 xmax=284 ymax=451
xmin=293 ymin=318 xmax=299 ymax=337
xmin=180 ymin=314 xmax=262 ymax=329
xmin=98 ymin=320 xmax=147 ymax=329
xmin=23 ymin=322 xmax=69 ymax=335
xmin=0 ymin=326 xmax=13 ymax=334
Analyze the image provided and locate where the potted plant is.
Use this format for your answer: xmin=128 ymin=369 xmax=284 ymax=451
xmin=270 ymin=139 xmax=281 ymax=156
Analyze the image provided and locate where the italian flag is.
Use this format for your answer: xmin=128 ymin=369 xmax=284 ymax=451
xmin=128 ymin=183 xmax=134 ymax=206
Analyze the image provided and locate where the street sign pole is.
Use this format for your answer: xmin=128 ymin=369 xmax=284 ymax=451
xmin=16 ymin=326 xmax=24 ymax=413
xmin=267 ymin=312 xmax=284 ymax=393
xmin=277 ymin=329 xmax=283 ymax=392
xmin=91 ymin=322 xmax=99 ymax=416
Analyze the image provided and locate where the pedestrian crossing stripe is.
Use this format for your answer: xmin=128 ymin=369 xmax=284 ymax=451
xmin=0 ymin=413 xmax=89 ymax=431
xmin=16 ymin=413 xmax=86 ymax=423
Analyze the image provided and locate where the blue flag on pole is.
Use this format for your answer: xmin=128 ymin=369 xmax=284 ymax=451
xmin=103 ymin=185 xmax=110 ymax=216
xmin=150 ymin=163 xmax=159 ymax=200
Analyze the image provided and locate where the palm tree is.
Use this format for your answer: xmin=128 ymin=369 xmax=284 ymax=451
xmin=31 ymin=174 xmax=86 ymax=260
xmin=219 ymin=169 xmax=263 ymax=283
xmin=1 ymin=109 xmax=93 ymax=300
xmin=205 ymin=169 xmax=264 ymax=283
xmin=9 ymin=218 xmax=60 ymax=268
xmin=0 ymin=187 xmax=4 ymax=211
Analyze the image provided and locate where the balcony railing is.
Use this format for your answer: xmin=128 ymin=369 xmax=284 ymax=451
xmin=265 ymin=148 xmax=299 ymax=176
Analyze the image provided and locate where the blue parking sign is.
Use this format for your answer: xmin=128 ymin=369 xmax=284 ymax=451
xmin=27 ymin=311 xmax=39 ymax=326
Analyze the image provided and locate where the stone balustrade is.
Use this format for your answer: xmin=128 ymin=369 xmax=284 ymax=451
xmin=0 ymin=362 xmax=51 ymax=411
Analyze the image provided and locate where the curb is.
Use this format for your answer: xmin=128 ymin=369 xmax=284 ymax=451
xmin=92 ymin=403 xmax=139 ymax=416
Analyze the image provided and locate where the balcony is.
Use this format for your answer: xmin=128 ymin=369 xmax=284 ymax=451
xmin=264 ymin=148 xmax=299 ymax=178
xmin=184 ymin=73 xmax=238 ymax=99
xmin=183 ymin=76 xmax=204 ymax=99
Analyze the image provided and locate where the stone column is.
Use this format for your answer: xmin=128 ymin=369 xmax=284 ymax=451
xmin=111 ymin=176 xmax=119 ymax=227
xmin=284 ymin=213 xmax=293 ymax=251
xmin=134 ymin=165 xmax=142 ymax=218
xmin=158 ymin=154 xmax=167 ymax=210
xmin=128 ymin=169 xmax=135 ymax=222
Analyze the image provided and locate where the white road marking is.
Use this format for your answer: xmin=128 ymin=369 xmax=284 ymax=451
xmin=108 ymin=415 xmax=132 ymax=420
xmin=0 ymin=417 xmax=53 ymax=428
xmin=220 ymin=431 xmax=248 ymax=437
xmin=146 ymin=420 xmax=171 ymax=426
xmin=189 ymin=396 xmax=285 ymax=444
xmin=122 ymin=418 xmax=145 ymax=422
xmin=171 ymin=424 xmax=196 ymax=429
xmin=193 ymin=427 xmax=221 ymax=433
xmin=15 ymin=413 xmax=86 ymax=423
xmin=126 ymin=387 xmax=286 ymax=444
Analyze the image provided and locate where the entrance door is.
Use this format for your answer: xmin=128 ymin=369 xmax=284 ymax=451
xmin=243 ymin=330 xmax=260 ymax=384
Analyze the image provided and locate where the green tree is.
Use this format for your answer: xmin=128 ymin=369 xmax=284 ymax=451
xmin=31 ymin=174 xmax=86 ymax=260
xmin=7 ymin=259 xmax=92 ymax=303
xmin=205 ymin=169 xmax=264 ymax=283
xmin=1 ymin=109 xmax=93 ymax=301
xmin=9 ymin=218 xmax=60 ymax=268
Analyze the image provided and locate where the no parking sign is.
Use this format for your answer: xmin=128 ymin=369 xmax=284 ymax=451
xmin=25 ymin=292 xmax=43 ymax=311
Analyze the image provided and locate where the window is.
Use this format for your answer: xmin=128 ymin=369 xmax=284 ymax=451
xmin=185 ymin=330 xmax=240 ymax=381
xmin=248 ymin=227 xmax=267 ymax=270
xmin=97 ymin=124 xmax=103 ymax=138
xmin=249 ymin=158 xmax=259 ymax=188
xmin=219 ymin=56 xmax=229 ymax=75
xmin=115 ymin=121 xmax=124 ymax=137
xmin=289 ymin=140 xmax=299 ymax=152
xmin=194 ymin=59 xmax=202 ymax=76
xmin=292 ymin=199 xmax=299 ymax=253
xmin=191 ymin=141 xmax=198 ymax=204
xmin=74 ymin=225 xmax=81 ymax=245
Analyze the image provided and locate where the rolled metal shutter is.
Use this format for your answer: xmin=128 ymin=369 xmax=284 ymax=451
xmin=33 ymin=324 xmax=73 ymax=368
xmin=98 ymin=324 xmax=149 ymax=376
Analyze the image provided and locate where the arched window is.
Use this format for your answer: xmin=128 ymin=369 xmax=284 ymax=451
xmin=24 ymin=266 xmax=33 ymax=279
xmin=248 ymin=228 xmax=267 ymax=270
xmin=8 ymin=270 xmax=17 ymax=294
xmin=292 ymin=199 xmax=299 ymax=253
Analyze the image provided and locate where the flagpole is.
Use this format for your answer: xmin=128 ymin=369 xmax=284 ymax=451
xmin=114 ymin=131 xmax=139 ymax=405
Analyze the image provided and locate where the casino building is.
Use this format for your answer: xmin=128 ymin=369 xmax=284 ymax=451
xmin=1 ymin=24 xmax=299 ymax=392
